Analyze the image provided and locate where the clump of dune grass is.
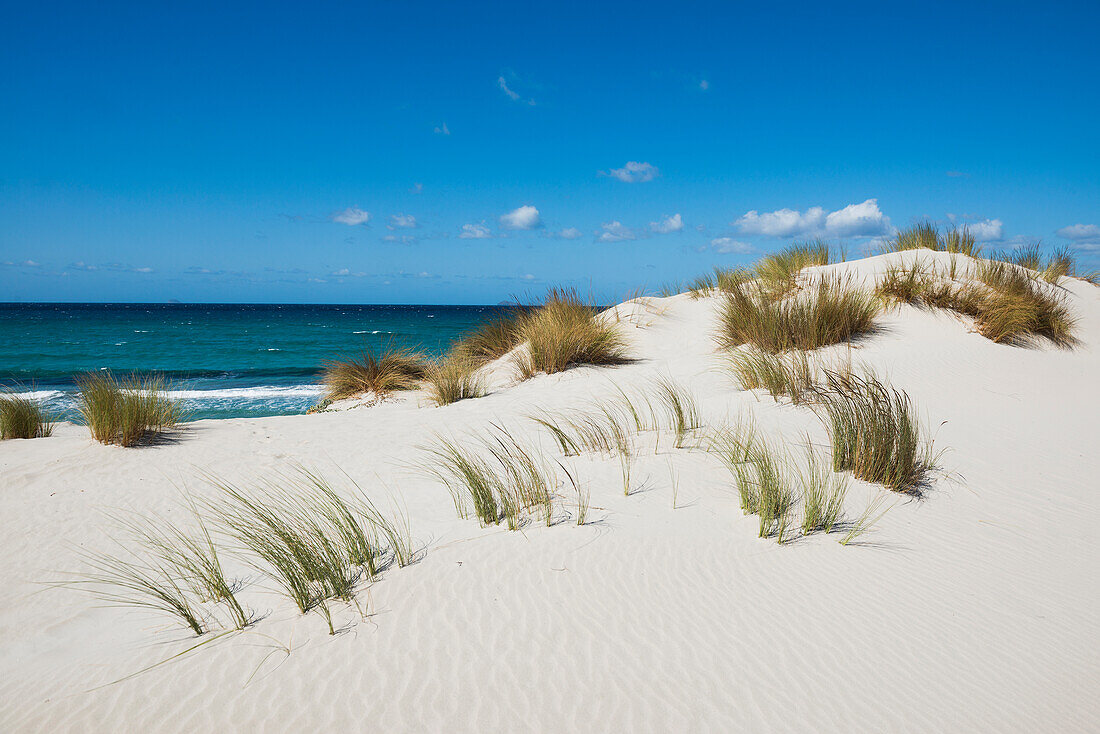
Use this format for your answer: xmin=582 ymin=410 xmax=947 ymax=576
xmin=112 ymin=509 xmax=250 ymax=630
xmin=943 ymin=226 xmax=980 ymax=256
xmin=419 ymin=429 xmax=556 ymax=528
xmin=207 ymin=469 xmax=397 ymax=620
xmin=75 ymin=546 xmax=209 ymax=635
xmin=888 ymin=221 xmax=941 ymax=252
xmin=973 ymin=260 xmax=1076 ymax=345
xmin=423 ymin=357 xmax=486 ymax=406
xmin=993 ymin=243 xmax=1098 ymax=285
xmin=753 ymin=240 xmax=831 ymax=300
xmin=652 ymin=376 xmax=702 ymax=448
xmin=451 ymin=309 xmax=527 ymax=363
xmin=799 ymin=445 xmax=849 ymax=535
xmin=728 ymin=347 xmax=816 ymax=404
xmin=717 ymin=273 xmax=880 ymax=354
xmin=876 ymin=256 xmax=1077 ymax=346
xmin=0 ymin=391 xmax=53 ymax=439
xmin=513 ymin=288 xmax=630 ymax=377
xmin=733 ymin=439 xmax=796 ymax=541
xmin=321 ymin=347 xmax=427 ymax=400
xmin=819 ymin=372 xmax=936 ymax=493
xmin=75 ymin=372 xmax=182 ymax=447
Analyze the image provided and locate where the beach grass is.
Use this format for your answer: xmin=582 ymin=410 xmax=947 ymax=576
xmin=888 ymin=221 xmax=941 ymax=252
xmin=818 ymin=372 xmax=935 ymax=493
xmin=207 ymin=470 xmax=389 ymax=613
xmin=321 ymin=347 xmax=427 ymax=400
xmin=652 ymin=376 xmax=702 ymax=448
xmin=76 ymin=548 xmax=208 ymax=635
xmin=75 ymin=371 xmax=182 ymax=447
xmin=114 ymin=509 xmax=250 ymax=630
xmin=423 ymin=356 xmax=487 ymax=406
xmin=943 ymin=226 xmax=980 ymax=256
xmin=799 ymin=445 xmax=849 ymax=535
xmin=973 ymin=260 xmax=1076 ymax=345
xmin=717 ymin=273 xmax=880 ymax=353
xmin=727 ymin=347 xmax=816 ymax=404
xmin=513 ymin=288 xmax=630 ymax=377
xmin=875 ymin=255 xmax=1077 ymax=346
xmin=451 ymin=308 xmax=527 ymax=363
xmin=0 ymin=392 xmax=53 ymax=439
xmin=753 ymin=240 xmax=831 ymax=300
xmin=419 ymin=429 xmax=557 ymax=528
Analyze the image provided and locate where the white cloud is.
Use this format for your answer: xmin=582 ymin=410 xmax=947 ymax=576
xmin=555 ymin=227 xmax=583 ymax=240
xmin=434 ymin=122 xmax=450 ymax=135
xmin=382 ymin=234 xmax=418 ymax=244
xmin=410 ymin=182 xmax=423 ymax=194
xmin=602 ymin=161 xmax=660 ymax=183
xmin=500 ymin=205 xmax=542 ymax=230
xmin=331 ymin=268 xmax=366 ymax=277
xmin=965 ymin=218 xmax=1004 ymax=241
xmin=710 ymin=237 xmax=753 ymax=254
xmin=332 ymin=206 xmax=371 ymax=225
xmin=650 ymin=213 xmax=684 ymax=234
xmin=1056 ymin=223 xmax=1100 ymax=243
xmin=823 ymin=199 xmax=891 ymax=237
xmin=597 ymin=221 xmax=636 ymax=242
xmin=736 ymin=206 xmax=825 ymax=237
xmin=388 ymin=214 xmax=417 ymax=229
xmin=498 ymin=76 xmax=535 ymax=105
xmin=133 ymin=267 xmax=154 ymax=273
xmin=459 ymin=223 xmax=492 ymax=239
xmin=699 ymin=79 xmax=710 ymax=91
xmin=735 ymin=199 xmax=890 ymax=238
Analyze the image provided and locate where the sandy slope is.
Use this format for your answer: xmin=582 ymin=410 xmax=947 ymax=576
xmin=1 ymin=250 xmax=1098 ymax=732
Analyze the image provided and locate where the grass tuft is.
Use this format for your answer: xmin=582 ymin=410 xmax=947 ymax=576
xmin=717 ymin=273 xmax=880 ymax=353
xmin=419 ymin=429 xmax=557 ymax=528
xmin=451 ymin=309 xmax=528 ymax=363
xmin=513 ymin=288 xmax=630 ymax=377
xmin=320 ymin=347 xmax=427 ymax=401
xmin=888 ymin=221 xmax=941 ymax=252
xmin=818 ymin=372 xmax=936 ymax=493
xmin=75 ymin=372 xmax=182 ymax=446
xmin=0 ymin=391 xmax=53 ymax=439
xmin=423 ymin=357 xmax=486 ymax=406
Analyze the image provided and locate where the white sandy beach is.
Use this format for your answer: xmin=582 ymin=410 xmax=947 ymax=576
xmin=2 ymin=250 xmax=1098 ymax=732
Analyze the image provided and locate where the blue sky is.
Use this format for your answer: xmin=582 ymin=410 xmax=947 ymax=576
xmin=2 ymin=0 xmax=1098 ymax=303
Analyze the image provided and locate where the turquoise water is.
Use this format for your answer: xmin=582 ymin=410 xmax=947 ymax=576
xmin=0 ymin=303 xmax=514 ymax=420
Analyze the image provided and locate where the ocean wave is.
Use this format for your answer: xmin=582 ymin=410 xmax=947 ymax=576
xmin=11 ymin=389 xmax=65 ymax=401
xmin=163 ymin=385 xmax=324 ymax=400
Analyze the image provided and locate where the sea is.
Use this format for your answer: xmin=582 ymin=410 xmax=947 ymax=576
xmin=0 ymin=303 xmax=514 ymax=421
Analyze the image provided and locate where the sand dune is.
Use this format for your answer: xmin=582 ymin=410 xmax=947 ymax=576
xmin=2 ymin=250 xmax=1098 ymax=732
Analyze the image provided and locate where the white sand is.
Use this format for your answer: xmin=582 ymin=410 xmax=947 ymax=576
xmin=2 ymin=250 xmax=1098 ymax=732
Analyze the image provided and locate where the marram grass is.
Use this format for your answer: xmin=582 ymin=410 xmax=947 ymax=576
xmin=717 ymin=273 xmax=880 ymax=354
xmin=513 ymin=288 xmax=630 ymax=377
xmin=0 ymin=392 xmax=53 ymax=439
xmin=423 ymin=356 xmax=487 ymax=406
xmin=75 ymin=371 xmax=182 ymax=447
xmin=321 ymin=347 xmax=427 ymax=400
xmin=818 ymin=371 xmax=937 ymax=493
